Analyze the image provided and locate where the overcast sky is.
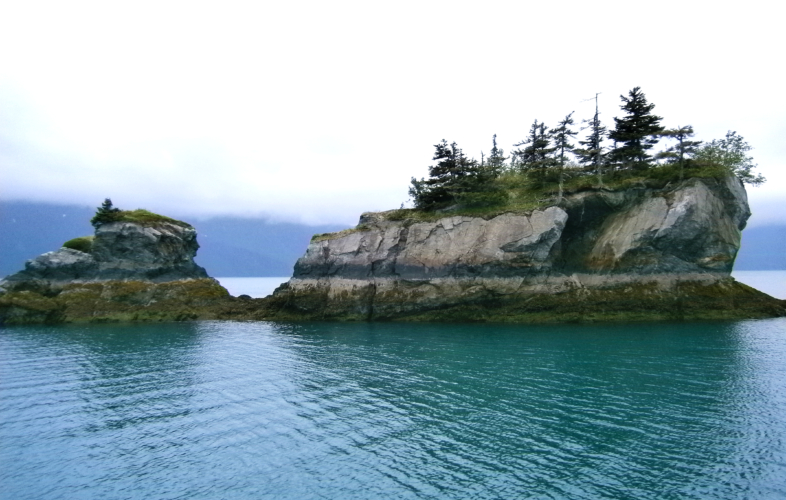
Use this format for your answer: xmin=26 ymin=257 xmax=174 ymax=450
xmin=1 ymin=0 xmax=783 ymax=227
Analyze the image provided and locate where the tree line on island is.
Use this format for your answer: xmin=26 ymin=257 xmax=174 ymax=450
xmin=409 ymin=87 xmax=765 ymax=211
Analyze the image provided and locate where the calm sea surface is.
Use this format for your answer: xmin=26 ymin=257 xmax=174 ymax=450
xmin=2 ymin=318 xmax=786 ymax=499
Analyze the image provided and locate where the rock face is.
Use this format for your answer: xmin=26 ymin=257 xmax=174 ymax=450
xmin=268 ymin=176 xmax=783 ymax=322
xmin=1 ymin=221 xmax=208 ymax=291
xmin=295 ymin=206 xmax=568 ymax=280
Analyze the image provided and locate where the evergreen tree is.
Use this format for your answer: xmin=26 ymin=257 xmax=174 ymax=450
xmin=608 ymin=87 xmax=663 ymax=171
xmin=657 ymin=125 xmax=701 ymax=180
xmin=574 ymin=93 xmax=607 ymax=184
xmin=486 ymin=134 xmax=507 ymax=176
xmin=90 ymin=198 xmax=122 ymax=228
xmin=550 ymin=112 xmax=577 ymax=202
xmin=410 ymin=140 xmax=480 ymax=209
xmin=513 ymin=120 xmax=555 ymax=184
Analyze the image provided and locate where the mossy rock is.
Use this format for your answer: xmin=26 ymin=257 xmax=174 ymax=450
xmin=62 ymin=236 xmax=94 ymax=253
xmin=0 ymin=279 xmax=235 ymax=324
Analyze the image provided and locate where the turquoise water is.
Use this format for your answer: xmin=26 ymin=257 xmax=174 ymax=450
xmin=2 ymin=319 xmax=786 ymax=499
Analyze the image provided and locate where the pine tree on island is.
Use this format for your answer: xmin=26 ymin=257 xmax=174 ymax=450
xmin=575 ymin=92 xmax=607 ymax=186
xmin=486 ymin=134 xmax=507 ymax=176
xmin=513 ymin=120 xmax=556 ymax=186
xmin=550 ymin=112 xmax=577 ymax=203
xmin=90 ymin=198 xmax=122 ymax=228
xmin=608 ymin=87 xmax=663 ymax=171
xmin=410 ymin=140 xmax=477 ymax=210
xmin=657 ymin=125 xmax=702 ymax=181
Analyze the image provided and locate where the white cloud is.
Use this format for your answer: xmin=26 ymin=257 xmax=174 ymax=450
xmin=1 ymin=0 xmax=783 ymax=226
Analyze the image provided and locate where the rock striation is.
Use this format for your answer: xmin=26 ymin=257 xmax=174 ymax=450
xmin=267 ymin=176 xmax=784 ymax=322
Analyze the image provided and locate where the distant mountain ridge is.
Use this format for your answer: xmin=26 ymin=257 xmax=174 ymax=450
xmin=0 ymin=200 xmax=782 ymax=278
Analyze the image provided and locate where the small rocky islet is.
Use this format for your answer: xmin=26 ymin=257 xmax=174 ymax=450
xmin=0 ymin=176 xmax=784 ymax=324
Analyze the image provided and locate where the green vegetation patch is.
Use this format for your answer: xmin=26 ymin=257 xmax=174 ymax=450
xmin=311 ymin=225 xmax=370 ymax=243
xmin=91 ymin=198 xmax=191 ymax=228
xmin=407 ymin=87 xmax=765 ymax=218
xmin=115 ymin=209 xmax=192 ymax=228
xmin=62 ymin=236 xmax=94 ymax=253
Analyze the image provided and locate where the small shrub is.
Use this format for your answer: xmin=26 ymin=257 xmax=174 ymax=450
xmin=63 ymin=236 xmax=94 ymax=253
xmin=90 ymin=199 xmax=122 ymax=227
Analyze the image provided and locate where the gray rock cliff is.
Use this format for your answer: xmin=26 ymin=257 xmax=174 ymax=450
xmin=294 ymin=176 xmax=748 ymax=281
xmin=1 ymin=220 xmax=208 ymax=292
xmin=269 ymin=176 xmax=781 ymax=322
xmin=0 ymin=218 xmax=241 ymax=324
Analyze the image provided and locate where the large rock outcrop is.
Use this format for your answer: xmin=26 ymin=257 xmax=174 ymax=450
xmin=294 ymin=206 xmax=569 ymax=280
xmin=1 ymin=221 xmax=208 ymax=292
xmin=0 ymin=219 xmax=235 ymax=324
xmin=267 ymin=176 xmax=784 ymax=322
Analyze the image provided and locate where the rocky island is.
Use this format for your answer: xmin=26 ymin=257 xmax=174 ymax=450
xmin=260 ymin=92 xmax=782 ymax=322
xmin=3 ymin=84 xmax=786 ymax=325
xmin=0 ymin=208 xmax=233 ymax=323
xmin=264 ymin=176 xmax=784 ymax=322
xmin=0 ymin=177 xmax=784 ymax=325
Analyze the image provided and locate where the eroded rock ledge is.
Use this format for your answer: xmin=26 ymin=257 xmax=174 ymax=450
xmin=264 ymin=176 xmax=785 ymax=322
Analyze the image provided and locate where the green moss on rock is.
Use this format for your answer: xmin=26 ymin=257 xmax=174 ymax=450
xmin=62 ymin=236 xmax=95 ymax=253
xmin=0 ymin=279 xmax=232 ymax=324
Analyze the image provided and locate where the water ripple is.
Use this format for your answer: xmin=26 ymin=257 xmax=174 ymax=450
xmin=2 ymin=319 xmax=786 ymax=499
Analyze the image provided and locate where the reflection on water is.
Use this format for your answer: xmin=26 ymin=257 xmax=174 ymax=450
xmin=2 ymin=319 xmax=785 ymax=499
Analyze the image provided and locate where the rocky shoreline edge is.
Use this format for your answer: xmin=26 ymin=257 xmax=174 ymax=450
xmin=1 ymin=275 xmax=783 ymax=325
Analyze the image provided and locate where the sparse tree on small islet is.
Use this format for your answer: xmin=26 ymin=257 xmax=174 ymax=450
xmin=90 ymin=198 xmax=122 ymax=228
